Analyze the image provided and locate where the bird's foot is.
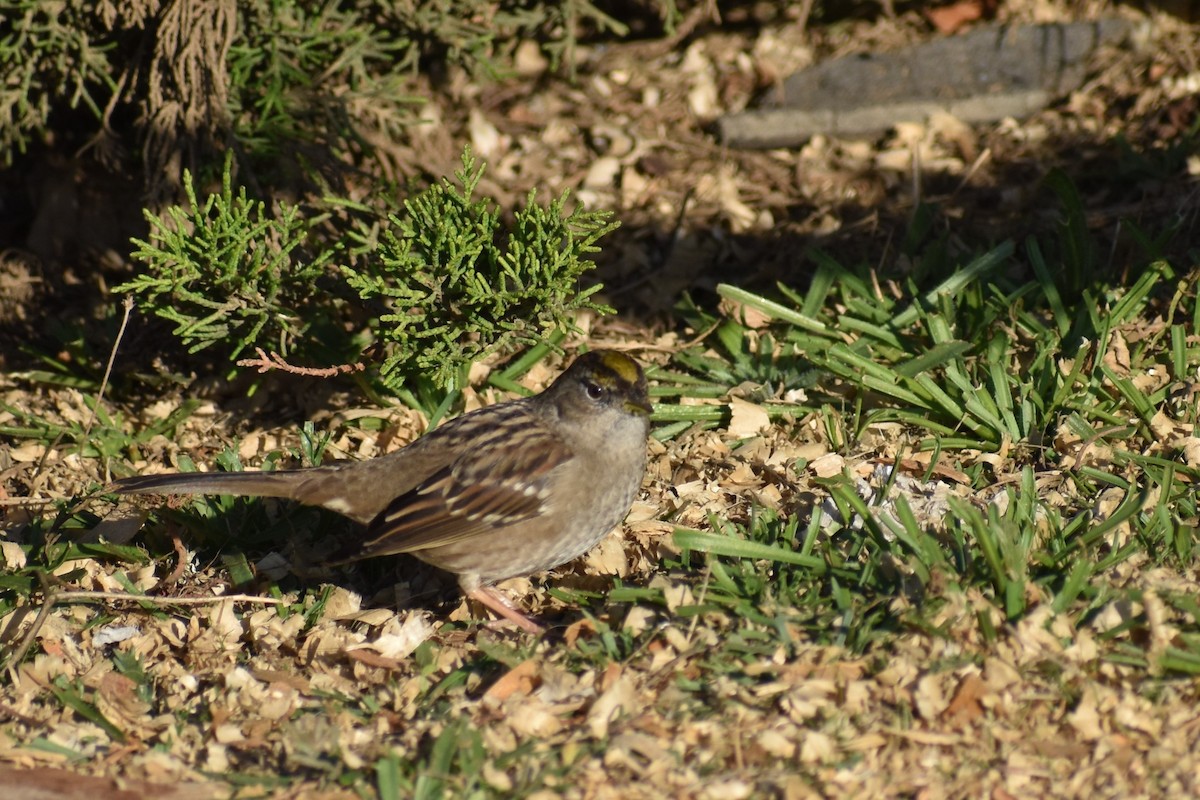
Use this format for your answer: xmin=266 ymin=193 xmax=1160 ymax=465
xmin=467 ymin=587 xmax=544 ymax=634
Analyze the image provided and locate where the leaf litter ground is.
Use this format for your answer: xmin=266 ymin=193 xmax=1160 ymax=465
xmin=3 ymin=2 xmax=1200 ymax=798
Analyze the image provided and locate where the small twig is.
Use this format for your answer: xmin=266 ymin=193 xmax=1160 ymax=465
xmin=84 ymin=295 xmax=134 ymax=442
xmin=0 ymin=496 xmax=56 ymax=507
xmin=162 ymin=529 xmax=189 ymax=587
xmin=950 ymin=146 xmax=992 ymax=201
xmin=607 ymin=2 xmax=719 ymax=61
xmin=3 ymin=586 xmax=284 ymax=675
xmin=794 ymin=0 xmax=816 ymax=37
xmin=2 ymin=573 xmax=59 ymax=678
xmin=49 ymin=591 xmax=284 ymax=606
xmin=0 ymin=700 xmax=42 ymax=725
xmin=236 ymin=347 xmax=366 ymax=377
xmin=31 ymin=296 xmax=133 ymax=484
xmin=680 ymin=318 xmax=724 ymax=350
xmin=1072 ymin=425 xmax=1135 ymax=471
xmin=909 ymin=134 xmax=923 ymax=209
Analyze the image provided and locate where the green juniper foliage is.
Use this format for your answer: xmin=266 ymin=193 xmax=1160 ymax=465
xmin=118 ymin=158 xmax=334 ymax=362
xmin=0 ymin=1 xmax=116 ymax=164
xmin=0 ymin=0 xmax=668 ymax=176
xmin=120 ymin=149 xmax=617 ymax=392
xmin=342 ymin=149 xmax=617 ymax=391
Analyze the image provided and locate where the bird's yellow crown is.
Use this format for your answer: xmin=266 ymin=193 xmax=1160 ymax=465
xmin=597 ymin=350 xmax=641 ymax=386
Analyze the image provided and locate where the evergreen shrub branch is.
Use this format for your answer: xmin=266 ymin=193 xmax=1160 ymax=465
xmin=1 ymin=0 xmax=677 ymax=182
xmin=343 ymin=148 xmax=618 ymax=390
xmin=0 ymin=1 xmax=117 ymax=163
xmin=117 ymin=158 xmax=334 ymax=360
xmin=120 ymin=148 xmax=618 ymax=393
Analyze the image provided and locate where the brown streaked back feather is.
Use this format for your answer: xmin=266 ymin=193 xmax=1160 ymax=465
xmin=346 ymin=415 xmax=573 ymax=559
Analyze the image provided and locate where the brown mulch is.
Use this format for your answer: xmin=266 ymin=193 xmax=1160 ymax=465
xmin=3 ymin=2 xmax=1200 ymax=797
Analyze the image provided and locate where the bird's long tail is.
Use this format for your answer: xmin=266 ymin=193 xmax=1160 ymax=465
xmin=112 ymin=471 xmax=307 ymax=501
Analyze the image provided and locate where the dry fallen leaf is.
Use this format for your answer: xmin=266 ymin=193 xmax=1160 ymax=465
xmin=810 ymin=453 xmax=845 ymax=479
xmin=588 ymin=674 xmax=637 ymax=739
xmin=727 ymin=397 xmax=771 ymax=438
xmin=942 ymin=673 xmax=987 ymax=726
xmin=484 ymin=659 xmax=542 ymax=703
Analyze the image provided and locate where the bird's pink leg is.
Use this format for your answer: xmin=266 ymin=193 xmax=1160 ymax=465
xmin=468 ymin=587 xmax=544 ymax=634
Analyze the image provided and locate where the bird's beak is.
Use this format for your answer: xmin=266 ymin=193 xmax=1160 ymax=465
xmin=625 ymin=397 xmax=653 ymax=416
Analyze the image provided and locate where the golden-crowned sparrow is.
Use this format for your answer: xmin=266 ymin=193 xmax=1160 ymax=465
xmin=113 ymin=350 xmax=652 ymax=632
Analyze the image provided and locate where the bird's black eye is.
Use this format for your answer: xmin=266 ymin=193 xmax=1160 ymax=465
xmin=583 ymin=380 xmax=604 ymax=401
